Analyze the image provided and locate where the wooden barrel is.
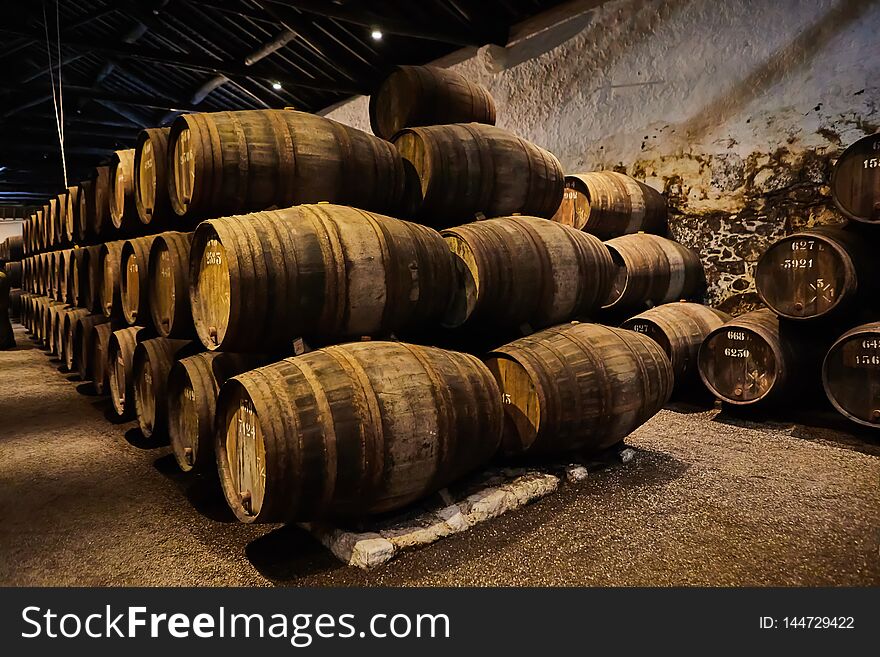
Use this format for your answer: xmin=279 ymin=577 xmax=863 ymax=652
xmin=621 ymin=302 xmax=730 ymax=388
xmin=4 ymin=261 xmax=22 ymax=288
xmin=441 ymin=216 xmax=613 ymax=329
xmin=393 ymin=123 xmax=564 ymax=226
xmin=698 ymin=309 xmax=800 ymax=407
xmin=64 ymin=185 xmax=78 ymax=242
xmin=121 ymin=235 xmax=158 ymax=326
xmin=134 ymin=127 xmax=173 ymax=227
xmin=148 ymin=231 xmax=194 ymax=338
xmin=822 ymin=322 xmax=880 ymax=428
xmin=755 ymin=226 xmax=878 ymax=321
xmin=485 ymin=322 xmax=673 ymax=456
xmin=44 ymin=301 xmax=66 ymax=353
xmin=4 ymin=234 xmax=23 ymax=261
xmin=72 ymin=245 xmax=98 ymax=310
xmin=55 ymin=191 xmax=68 ymax=247
xmin=217 ymin=341 xmax=502 ymax=522
xmin=831 ymin=133 xmax=880 ymax=223
xmin=91 ymin=165 xmax=112 ymax=237
xmin=108 ymin=326 xmax=147 ymax=417
xmin=76 ymin=180 xmax=93 ymax=242
xmin=55 ymin=248 xmax=73 ymax=303
xmin=61 ymin=247 xmax=78 ymax=304
xmin=58 ymin=307 xmax=89 ymax=369
xmin=36 ymin=207 xmax=46 ymax=252
xmin=40 ymin=252 xmax=51 ymax=296
xmin=46 ymin=198 xmax=58 ymax=249
xmin=133 ymin=337 xmax=192 ymax=439
xmin=9 ymin=288 xmax=22 ymax=319
xmin=167 ymin=109 xmax=409 ymax=220
xmin=109 ymin=148 xmax=140 ymax=232
xmin=603 ymin=234 xmax=705 ymax=311
xmin=552 ymin=172 xmax=668 ymax=240
xmin=168 ymin=352 xmax=270 ymax=472
xmin=48 ymin=251 xmax=60 ymax=300
xmin=97 ymin=241 xmax=125 ymax=319
xmin=369 ymin=65 xmax=496 ymax=140
xmin=88 ymin=322 xmax=114 ymax=394
xmin=73 ymin=314 xmax=109 ymax=381
xmin=190 ymin=204 xmax=455 ymax=352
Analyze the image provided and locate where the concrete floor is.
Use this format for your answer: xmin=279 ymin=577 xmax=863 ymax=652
xmin=1 ymin=322 xmax=878 ymax=586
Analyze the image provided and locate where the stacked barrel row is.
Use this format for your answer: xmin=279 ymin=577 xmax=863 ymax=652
xmin=695 ymin=133 xmax=880 ymax=429
xmin=14 ymin=65 xmax=704 ymax=527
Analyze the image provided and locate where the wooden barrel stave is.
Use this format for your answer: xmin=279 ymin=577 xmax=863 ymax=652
xmin=73 ymin=314 xmax=110 ymax=381
xmin=148 ymin=231 xmax=194 ymax=338
xmin=121 ymin=235 xmax=159 ymax=326
xmin=107 ymin=326 xmax=147 ymax=417
xmin=133 ymin=337 xmax=193 ymax=439
xmin=135 ymin=127 xmax=173 ymax=226
xmin=97 ymin=241 xmax=125 ymax=319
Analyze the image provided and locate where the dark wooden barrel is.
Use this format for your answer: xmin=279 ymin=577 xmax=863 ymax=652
xmin=217 ymin=341 xmax=502 ymax=522
xmin=64 ymin=185 xmax=78 ymax=242
xmin=109 ymin=148 xmax=140 ymax=232
xmin=4 ymin=235 xmax=22 ymax=261
xmin=88 ymin=322 xmax=114 ymax=394
xmin=485 ymin=322 xmax=673 ymax=456
xmin=61 ymin=247 xmax=78 ymax=304
xmin=755 ymin=226 xmax=878 ymax=321
xmin=9 ymin=288 xmax=22 ymax=320
xmin=44 ymin=301 xmax=66 ymax=353
xmin=46 ymin=198 xmax=58 ymax=249
xmin=603 ymin=234 xmax=705 ymax=312
xmin=135 ymin=127 xmax=173 ymax=227
xmin=822 ymin=322 xmax=880 ymax=428
xmin=91 ymin=165 xmax=112 ymax=238
xmin=133 ymin=337 xmax=192 ymax=439
xmin=699 ymin=309 xmax=801 ymax=407
xmin=108 ymin=326 xmax=147 ymax=417
xmin=97 ymin=241 xmax=125 ymax=319
xmin=441 ymin=216 xmax=613 ymax=329
xmin=76 ymin=179 xmax=93 ymax=242
xmin=393 ymin=123 xmax=564 ymax=226
xmin=831 ymin=133 xmax=880 ymax=223
xmin=55 ymin=191 xmax=68 ymax=247
xmin=73 ymin=245 xmax=100 ymax=310
xmin=121 ymin=235 xmax=158 ymax=326
xmin=73 ymin=314 xmax=109 ymax=381
xmin=49 ymin=250 xmax=61 ymax=300
xmin=148 ymin=231 xmax=194 ymax=338
xmin=190 ymin=204 xmax=455 ymax=352
xmin=552 ymin=171 xmax=668 ymax=240
xmin=58 ymin=307 xmax=89 ymax=370
xmin=168 ymin=352 xmax=270 ymax=472
xmin=36 ymin=207 xmax=46 ymax=252
xmin=621 ymin=302 xmax=730 ymax=388
xmin=55 ymin=248 xmax=72 ymax=303
xmin=167 ymin=109 xmax=409 ymax=220
xmin=4 ymin=261 xmax=22 ymax=288
xmin=369 ymin=65 xmax=496 ymax=140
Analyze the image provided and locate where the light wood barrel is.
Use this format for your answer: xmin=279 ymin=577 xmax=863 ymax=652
xmin=190 ymin=204 xmax=455 ymax=352
xmin=64 ymin=185 xmax=78 ymax=242
xmin=603 ymin=234 xmax=705 ymax=311
xmin=755 ymin=226 xmax=878 ymax=321
xmin=55 ymin=191 xmax=68 ymax=247
xmin=98 ymin=241 xmax=125 ymax=319
xmin=698 ymin=309 xmax=799 ymax=407
xmin=76 ymin=180 xmax=93 ymax=243
xmin=217 ymin=341 xmax=503 ymax=522
xmin=135 ymin=127 xmax=173 ymax=226
xmin=369 ymin=65 xmax=496 ymax=140
xmin=91 ymin=165 xmax=112 ymax=238
xmin=42 ymin=300 xmax=65 ymax=351
xmin=47 ymin=302 xmax=67 ymax=355
xmin=552 ymin=172 xmax=668 ymax=240
xmin=393 ymin=123 xmax=564 ymax=226
xmin=485 ymin=322 xmax=672 ymax=456
xmin=88 ymin=322 xmax=114 ymax=394
xmin=167 ymin=109 xmax=409 ymax=220
xmin=621 ymin=302 xmax=730 ymax=388
xmin=822 ymin=322 xmax=880 ymax=428
xmin=55 ymin=249 xmax=73 ymax=303
xmin=133 ymin=337 xmax=192 ymax=439
xmin=108 ymin=326 xmax=147 ymax=417
xmin=831 ymin=133 xmax=880 ymax=223
xmin=148 ymin=232 xmax=194 ymax=338
xmin=73 ymin=314 xmax=110 ymax=381
xmin=46 ymin=198 xmax=58 ymax=249
xmin=58 ymin=307 xmax=90 ymax=370
xmin=109 ymin=148 xmax=141 ymax=234
xmin=441 ymin=216 xmax=613 ymax=329
xmin=168 ymin=352 xmax=269 ymax=472
xmin=121 ymin=235 xmax=159 ymax=326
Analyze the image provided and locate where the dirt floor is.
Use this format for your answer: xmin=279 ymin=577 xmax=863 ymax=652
xmin=1 ymin=322 xmax=878 ymax=586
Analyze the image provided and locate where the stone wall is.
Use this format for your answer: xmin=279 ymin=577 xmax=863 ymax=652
xmin=324 ymin=0 xmax=880 ymax=313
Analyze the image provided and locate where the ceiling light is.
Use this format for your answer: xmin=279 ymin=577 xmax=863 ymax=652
xmin=371 ymin=29 xmax=383 ymax=40
xmin=272 ymin=81 xmax=282 ymax=90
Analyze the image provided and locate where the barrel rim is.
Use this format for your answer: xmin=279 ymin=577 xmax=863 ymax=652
xmin=830 ymin=133 xmax=880 ymax=224
xmin=189 ymin=220 xmax=233 ymax=351
xmin=167 ymin=114 xmax=200 ymax=218
xmin=167 ymin=358 xmax=198 ymax=472
xmin=821 ymin=323 xmax=880 ymax=429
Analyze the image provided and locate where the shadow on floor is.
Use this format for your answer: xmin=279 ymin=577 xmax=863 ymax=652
xmin=246 ymin=524 xmax=346 ymax=583
xmin=153 ymin=453 xmax=237 ymax=523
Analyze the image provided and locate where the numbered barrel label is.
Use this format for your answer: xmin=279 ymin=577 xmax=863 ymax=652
xmin=205 ymin=239 xmax=223 ymax=266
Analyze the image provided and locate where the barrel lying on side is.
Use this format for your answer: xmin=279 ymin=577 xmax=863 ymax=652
xmin=822 ymin=322 xmax=880 ymax=428
xmin=121 ymin=235 xmax=158 ymax=326
xmin=58 ymin=307 xmax=89 ymax=369
xmin=109 ymin=148 xmax=142 ymax=235
xmin=74 ymin=314 xmax=109 ymax=381
xmin=76 ymin=180 xmax=93 ymax=243
xmin=4 ymin=261 xmax=21 ymax=288
xmin=133 ymin=338 xmax=192 ymax=439
xmin=108 ymin=326 xmax=146 ymax=417
xmin=393 ymin=123 xmax=564 ymax=226
xmin=755 ymin=226 xmax=878 ymax=320
xmin=190 ymin=204 xmax=455 ymax=352
xmin=98 ymin=241 xmax=125 ymax=319
xmin=552 ymin=171 xmax=668 ymax=240
xmin=89 ymin=322 xmax=114 ymax=395
xmin=217 ymin=342 xmax=503 ymax=523
xmin=135 ymin=127 xmax=174 ymax=227
xmin=831 ymin=133 xmax=880 ymax=224
xmin=64 ymin=185 xmax=78 ymax=243
xmin=621 ymin=302 xmax=730 ymax=389
xmin=168 ymin=352 xmax=270 ymax=472
xmin=485 ymin=322 xmax=673 ymax=456
xmin=148 ymin=232 xmax=194 ymax=338
xmin=603 ymin=234 xmax=705 ymax=312
xmin=91 ymin=165 xmax=112 ymax=238
xmin=168 ymin=109 xmax=409 ymax=220
xmin=369 ymin=65 xmax=496 ymax=139
xmin=441 ymin=216 xmax=613 ymax=329
xmin=698 ymin=309 xmax=807 ymax=407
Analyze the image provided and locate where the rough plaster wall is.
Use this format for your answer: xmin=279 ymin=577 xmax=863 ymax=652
xmin=324 ymin=0 xmax=880 ymax=313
